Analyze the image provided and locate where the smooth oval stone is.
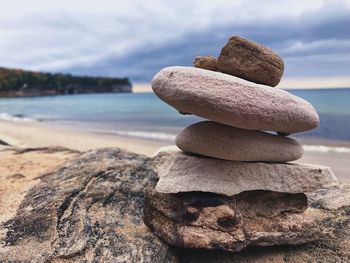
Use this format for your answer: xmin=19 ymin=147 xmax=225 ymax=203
xmin=176 ymin=121 xmax=303 ymax=162
xmin=218 ymin=36 xmax=284 ymax=87
xmin=193 ymin=56 xmax=218 ymax=71
xmin=151 ymin=66 xmax=319 ymax=134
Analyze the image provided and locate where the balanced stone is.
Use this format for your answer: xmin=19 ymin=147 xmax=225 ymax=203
xmin=151 ymin=66 xmax=319 ymax=134
xmin=152 ymin=152 xmax=339 ymax=196
xmin=176 ymin=121 xmax=303 ymax=162
xmin=193 ymin=56 xmax=218 ymax=71
xmin=217 ymin=36 xmax=284 ymax=87
xmin=144 ymin=189 xmax=320 ymax=252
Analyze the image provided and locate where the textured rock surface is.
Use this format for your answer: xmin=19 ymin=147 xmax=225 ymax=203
xmin=180 ymin=184 xmax=350 ymax=262
xmin=1 ymin=146 xmax=349 ymax=262
xmin=217 ymin=36 xmax=284 ymax=87
xmin=153 ymin=152 xmax=339 ymax=196
xmin=146 ymin=191 xmax=307 ymax=224
xmin=0 ymin=147 xmax=80 ymax=225
xmin=144 ymin=190 xmax=318 ymax=252
xmin=0 ymin=148 xmax=176 ymax=263
xmin=193 ymin=56 xmax=218 ymax=71
xmin=176 ymin=121 xmax=303 ymax=162
xmin=307 ymin=184 xmax=350 ymax=210
xmin=235 ymin=191 xmax=308 ymax=217
xmin=151 ymin=66 xmax=319 ymax=134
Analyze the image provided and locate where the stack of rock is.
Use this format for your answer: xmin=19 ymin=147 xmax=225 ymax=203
xmin=144 ymin=36 xmax=339 ymax=252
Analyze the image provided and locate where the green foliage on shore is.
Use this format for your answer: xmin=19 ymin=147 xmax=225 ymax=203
xmin=0 ymin=67 xmax=131 ymax=93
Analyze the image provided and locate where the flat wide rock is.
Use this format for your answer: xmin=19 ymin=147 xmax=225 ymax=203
xmin=151 ymin=66 xmax=319 ymax=134
xmin=144 ymin=189 xmax=319 ymax=252
xmin=217 ymin=36 xmax=284 ymax=87
xmin=176 ymin=121 xmax=303 ymax=162
xmin=153 ymin=152 xmax=339 ymax=196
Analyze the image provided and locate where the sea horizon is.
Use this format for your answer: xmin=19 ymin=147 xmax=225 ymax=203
xmin=1 ymin=87 xmax=350 ymax=151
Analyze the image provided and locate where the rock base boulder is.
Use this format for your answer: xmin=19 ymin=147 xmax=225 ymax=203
xmin=1 ymin=147 xmax=349 ymax=262
xmin=0 ymin=148 xmax=176 ymax=263
xmin=144 ymin=190 xmax=318 ymax=252
xmin=180 ymin=185 xmax=350 ymax=262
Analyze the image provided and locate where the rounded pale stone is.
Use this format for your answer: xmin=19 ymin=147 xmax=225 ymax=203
xmin=176 ymin=121 xmax=303 ymax=162
xmin=151 ymin=66 xmax=319 ymax=134
xmin=193 ymin=56 xmax=218 ymax=71
xmin=217 ymin=36 xmax=284 ymax=86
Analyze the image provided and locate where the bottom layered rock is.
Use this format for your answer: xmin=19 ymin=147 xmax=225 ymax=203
xmin=144 ymin=190 xmax=322 ymax=252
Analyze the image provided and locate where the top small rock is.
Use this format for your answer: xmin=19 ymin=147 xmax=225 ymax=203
xmin=193 ymin=56 xmax=218 ymax=71
xmin=218 ymin=36 xmax=284 ymax=87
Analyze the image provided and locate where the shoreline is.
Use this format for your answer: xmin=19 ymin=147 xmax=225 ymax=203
xmin=0 ymin=120 xmax=166 ymax=156
xmin=1 ymin=118 xmax=350 ymax=148
xmin=0 ymin=119 xmax=349 ymax=183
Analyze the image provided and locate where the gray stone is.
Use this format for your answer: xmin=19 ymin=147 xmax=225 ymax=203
xmin=176 ymin=121 xmax=303 ymax=162
xmin=144 ymin=189 xmax=320 ymax=252
xmin=153 ymin=152 xmax=339 ymax=196
xmin=151 ymin=66 xmax=319 ymax=134
xmin=217 ymin=36 xmax=284 ymax=87
xmin=193 ymin=56 xmax=218 ymax=71
xmin=0 ymin=148 xmax=177 ymax=263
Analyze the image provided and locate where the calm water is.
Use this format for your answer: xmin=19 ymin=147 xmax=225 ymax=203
xmin=0 ymin=89 xmax=349 ymax=142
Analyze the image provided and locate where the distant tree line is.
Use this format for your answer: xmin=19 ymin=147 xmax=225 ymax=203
xmin=0 ymin=67 xmax=132 ymax=94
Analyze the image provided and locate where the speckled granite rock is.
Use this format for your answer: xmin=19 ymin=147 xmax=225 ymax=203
xmin=153 ymin=152 xmax=339 ymax=196
xmin=144 ymin=190 xmax=318 ymax=252
xmin=176 ymin=121 xmax=303 ymax=162
xmin=217 ymin=36 xmax=284 ymax=87
xmin=193 ymin=56 xmax=218 ymax=71
xmin=0 ymin=148 xmax=176 ymax=263
xmin=307 ymin=184 xmax=350 ymax=210
xmin=151 ymin=66 xmax=319 ymax=134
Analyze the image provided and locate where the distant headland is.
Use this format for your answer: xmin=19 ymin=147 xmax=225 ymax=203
xmin=0 ymin=67 xmax=132 ymax=97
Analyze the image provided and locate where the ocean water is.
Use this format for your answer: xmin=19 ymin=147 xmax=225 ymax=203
xmin=0 ymin=88 xmax=349 ymax=143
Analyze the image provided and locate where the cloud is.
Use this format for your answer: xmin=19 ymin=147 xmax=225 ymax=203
xmin=0 ymin=0 xmax=349 ymax=84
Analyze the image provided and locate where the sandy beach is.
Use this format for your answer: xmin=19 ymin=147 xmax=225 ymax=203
xmin=0 ymin=119 xmax=349 ymax=183
xmin=0 ymin=120 xmax=165 ymax=156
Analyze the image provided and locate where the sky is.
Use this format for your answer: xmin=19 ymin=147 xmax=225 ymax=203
xmin=0 ymin=0 xmax=349 ymax=89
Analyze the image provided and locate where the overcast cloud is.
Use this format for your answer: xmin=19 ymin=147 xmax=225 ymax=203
xmin=0 ymin=0 xmax=349 ymax=85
